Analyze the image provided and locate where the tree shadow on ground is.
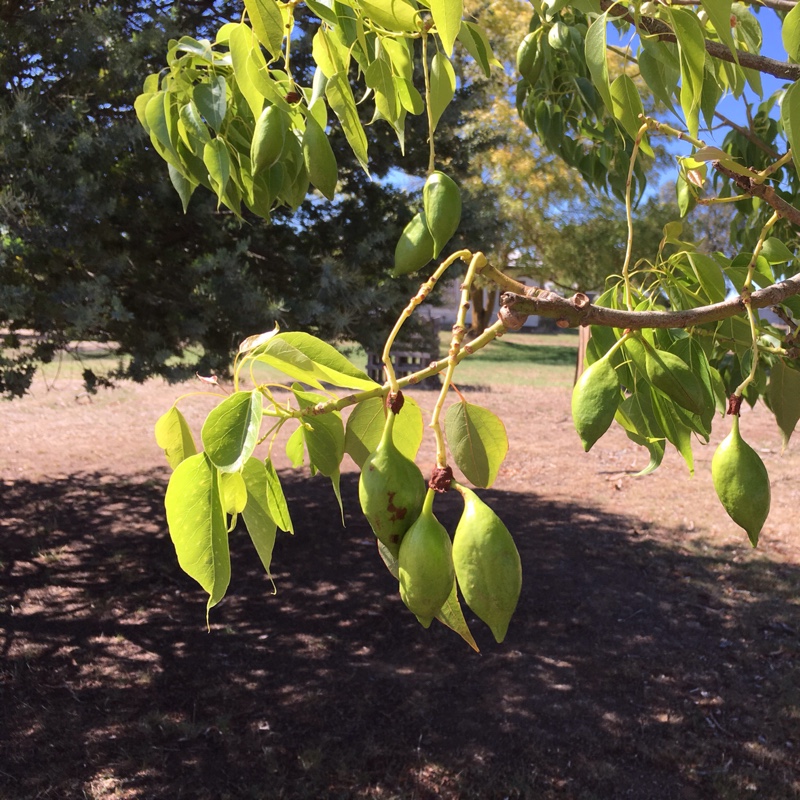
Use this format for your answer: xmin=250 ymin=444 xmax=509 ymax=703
xmin=1 ymin=470 xmax=798 ymax=800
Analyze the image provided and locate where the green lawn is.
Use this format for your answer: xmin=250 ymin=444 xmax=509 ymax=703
xmin=438 ymin=329 xmax=578 ymax=389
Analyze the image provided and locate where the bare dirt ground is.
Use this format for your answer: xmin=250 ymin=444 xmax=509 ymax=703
xmin=1 ymin=374 xmax=799 ymax=799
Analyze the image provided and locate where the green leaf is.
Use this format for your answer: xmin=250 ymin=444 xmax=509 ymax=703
xmin=457 ymin=20 xmax=498 ymax=78
xmin=365 ymin=52 xmax=399 ymax=123
xmin=700 ymin=0 xmax=738 ymax=64
xmin=358 ymin=0 xmax=420 ymax=32
xmin=326 ymin=71 xmax=369 ymax=172
xmin=585 ymin=13 xmax=613 ymax=115
xmin=292 ymin=387 xmax=345 ymax=477
xmin=670 ymin=8 xmax=705 ymax=138
xmin=434 ymin=579 xmax=479 ymax=652
xmin=201 ymin=390 xmax=264 ymax=472
xmin=302 ymin=115 xmax=338 ymax=200
xmin=637 ymin=45 xmax=679 ymax=116
xmin=265 ymin=459 xmax=294 ymax=532
xmin=784 ymin=2 xmax=800 ymax=61
xmin=306 ymin=0 xmax=339 ymax=25
xmin=445 ymin=401 xmax=508 ymax=489
xmin=286 ymin=425 xmax=305 ymax=467
xmin=193 ymin=76 xmax=227 ymax=132
xmin=219 ymin=471 xmax=248 ymax=514
xmin=610 ymin=74 xmax=652 ymax=156
xmin=241 ymin=458 xmax=278 ymax=576
xmin=686 ymin=253 xmax=726 ymax=303
xmin=344 ymin=395 xmax=424 ymax=467
xmin=782 ymin=81 xmax=800 ymax=176
xmin=259 ymin=332 xmax=379 ymax=390
xmin=168 ymin=164 xmax=196 ymax=212
xmin=761 ymin=237 xmax=794 ymax=265
xmin=229 ymin=23 xmax=265 ymax=119
xmin=768 ymin=359 xmax=800 ymax=451
xmin=155 ymin=406 xmax=197 ymax=469
xmin=430 ymin=0 xmax=463 ymax=56
xmin=244 ymin=0 xmax=284 ymax=59
xmin=429 ymin=53 xmax=456 ymax=134
xmin=203 ymin=138 xmax=231 ymax=195
xmin=165 ymin=453 xmax=230 ymax=615
xmin=650 ymin=390 xmax=695 ymax=475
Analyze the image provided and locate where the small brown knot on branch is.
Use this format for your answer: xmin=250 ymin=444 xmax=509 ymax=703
xmin=387 ymin=391 xmax=405 ymax=414
xmin=429 ymin=466 xmax=453 ymax=493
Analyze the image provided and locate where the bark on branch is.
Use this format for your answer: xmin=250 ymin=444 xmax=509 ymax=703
xmin=599 ymin=0 xmax=800 ymax=83
xmin=497 ymin=274 xmax=800 ymax=330
xmin=713 ymin=163 xmax=800 ymax=226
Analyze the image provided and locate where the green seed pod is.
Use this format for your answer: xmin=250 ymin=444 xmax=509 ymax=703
xmin=452 ymin=485 xmax=521 ymax=643
xmin=422 ymin=171 xmax=462 ymax=258
xmin=392 ymin=211 xmax=435 ymax=277
xmin=398 ymin=488 xmax=455 ymax=628
xmin=547 ymin=21 xmax=570 ymax=50
xmin=359 ymin=411 xmax=426 ymax=558
xmin=250 ymin=105 xmax=287 ymax=175
xmin=571 ymin=354 xmax=620 ymax=451
xmin=644 ymin=347 xmax=705 ymax=415
xmin=711 ymin=415 xmax=771 ymax=547
xmin=516 ymin=32 xmax=539 ymax=81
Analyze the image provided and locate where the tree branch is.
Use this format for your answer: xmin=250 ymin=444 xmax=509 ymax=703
xmin=713 ymin=112 xmax=780 ymax=160
xmin=498 ymin=274 xmax=800 ymax=330
xmin=713 ymin=162 xmax=800 ymax=226
xmin=599 ymin=0 xmax=800 ymax=83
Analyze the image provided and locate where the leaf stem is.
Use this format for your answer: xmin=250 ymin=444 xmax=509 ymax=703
xmin=421 ymin=32 xmax=435 ymax=175
xmin=622 ymin=121 xmax=648 ymax=310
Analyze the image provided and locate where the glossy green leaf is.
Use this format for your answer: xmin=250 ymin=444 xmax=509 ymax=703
xmin=302 ymin=115 xmax=338 ymax=200
xmin=165 ymin=453 xmax=230 ymax=615
xmin=326 ymin=71 xmax=369 ymax=171
xmin=430 ymin=0 xmax=463 ymax=56
xmin=457 ymin=20 xmax=497 ymax=78
xmin=650 ymin=390 xmax=695 ymax=475
xmin=168 ymin=164 xmax=196 ymax=212
xmin=782 ymin=81 xmax=800 ymax=176
xmin=429 ymin=53 xmax=456 ymax=134
xmin=193 ymin=76 xmax=227 ymax=132
xmin=761 ymin=237 xmax=794 ymax=265
xmin=228 ymin=24 xmax=264 ymax=119
xmin=359 ymin=0 xmax=420 ymax=32
xmin=768 ymin=359 xmax=800 ymax=451
xmin=306 ymin=0 xmax=339 ymax=25
xmin=241 ymin=458 xmax=278 ymax=576
xmin=286 ymin=425 xmax=305 ymax=467
xmin=244 ymin=0 xmax=284 ymax=59
xmin=700 ymin=0 xmax=738 ymax=63
xmin=670 ymin=8 xmax=705 ymax=137
xmin=783 ymin=2 xmax=800 ymax=61
xmin=344 ymin=395 xmax=424 ymax=467
xmin=585 ymin=13 xmax=613 ymax=114
xmin=610 ymin=74 xmax=652 ymax=156
xmin=637 ymin=45 xmax=679 ymax=116
xmin=265 ymin=459 xmax=294 ymax=532
xmin=365 ymin=52 xmax=399 ymax=123
xmin=155 ymin=406 xmax=197 ymax=469
xmin=201 ymin=390 xmax=264 ymax=472
xmin=434 ymin=579 xmax=479 ymax=652
xmin=219 ymin=470 xmax=248 ymax=514
xmin=445 ymin=401 xmax=508 ymax=489
xmin=293 ymin=387 xmax=345 ymax=477
xmin=203 ymin=138 xmax=231 ymax=194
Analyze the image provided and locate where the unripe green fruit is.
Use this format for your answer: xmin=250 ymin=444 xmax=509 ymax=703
xmin=711 ymin=414 xmax=770 ymax=547
xmin=251 ymin=105 xmax=287 ymax=175
xmin=571 ymin=354 xmax=620 ymax=451
xmin=452 ymin=485 xmax=521 ymax=643
xmin=359 ymin=411 xmax=426 ymax=558
xmin=423 ymin=171 xmax=462 ymax=258
xmin=548 ymin=21 xmax=570 ymax=50
xmin=398 ymin=488 xmax=455 ymax=627
xmin=516 ymin=32 xmax=539 ymax=81
xmin=392 ymin=211 xmax=435 ymax=277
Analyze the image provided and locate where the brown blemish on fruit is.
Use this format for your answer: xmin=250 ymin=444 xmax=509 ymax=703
xmin=386 ymin=491 xmax=408 ymax=522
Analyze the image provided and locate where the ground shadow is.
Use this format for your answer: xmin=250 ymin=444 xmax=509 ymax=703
xmin=1 ymin=470 xmax=798 ymax=799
